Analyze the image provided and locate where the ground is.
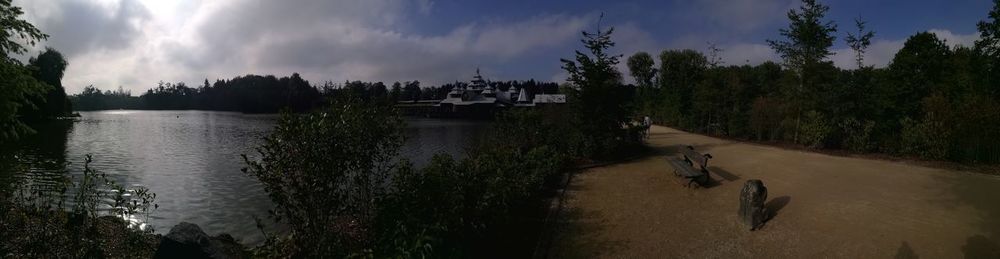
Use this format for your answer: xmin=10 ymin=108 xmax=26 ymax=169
xmin=544 ymin=125 xmax=1000 ymax=258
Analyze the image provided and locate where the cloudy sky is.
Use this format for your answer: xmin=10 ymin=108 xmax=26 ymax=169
xmin=14 ymin=0 xmax=993 ymax=94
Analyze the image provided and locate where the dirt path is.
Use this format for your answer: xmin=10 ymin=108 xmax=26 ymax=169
xmin=546 ymin=125 xmax=1000 ymax=258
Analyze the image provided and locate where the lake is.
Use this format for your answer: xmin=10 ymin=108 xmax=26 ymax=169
xmin=0 ymin=110 xmax=489 ymax=244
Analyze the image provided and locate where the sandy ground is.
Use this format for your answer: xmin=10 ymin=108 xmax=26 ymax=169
xmin=545 ymin=125 xmax=1000 ymax=258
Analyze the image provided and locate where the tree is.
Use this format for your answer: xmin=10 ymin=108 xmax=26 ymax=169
xmin=627 ymin=51 xmax=658 ymax=121
xmin=845 ymin=17 xmax=875 ymax=69
xmin=626 ymin=51 xmax=655 ymax=88
xmin=767 ymin=0 xmax=837 ymax=71
xmin=560 ymin=14 xmax=634 ymax=157
xmin=888 ymin=32 xmax=951 ymax=118
xmin=22 ymin=47 xmax=72 ymax=118
xmin=1 ymin=0 xmax=49 ymax=142
xmin=402 ymin=81 xmax=421 ymax=101
xmin=975 ymin=0 xmax=1000 ymax=93
xmin=767 ymin=0 xmax=837 ymax=143
xmin=389 ymin=82 xmax=402 ymax=102
xmin=658 ymin=49 xmax=708 ymax=126
xmin=706 ymin=42 xmax=724 ymax=68
xmin=1 ymin=0 xmax=46 ymax=64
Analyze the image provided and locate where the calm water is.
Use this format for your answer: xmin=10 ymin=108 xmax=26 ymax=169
xmin=1 ymin=110 xmax=488 ymax=244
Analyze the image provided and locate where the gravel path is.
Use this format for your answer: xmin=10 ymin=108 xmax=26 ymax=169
xmin=546 ymin=125 xmax=1000 ymax=258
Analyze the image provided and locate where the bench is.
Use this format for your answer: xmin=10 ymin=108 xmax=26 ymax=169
xmin=666 ymin=145 xmax=713 ymax=187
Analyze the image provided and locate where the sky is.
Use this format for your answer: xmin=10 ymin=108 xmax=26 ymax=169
xmin=13 ymin=0 xmax=994 ymax=94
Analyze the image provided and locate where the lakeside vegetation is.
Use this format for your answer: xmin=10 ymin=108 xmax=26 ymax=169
xmin=628 ymin=0 xmax=1000 ymax=164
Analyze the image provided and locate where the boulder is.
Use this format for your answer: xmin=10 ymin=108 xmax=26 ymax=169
xmin=739 ymin=179 xmax=768 ymax=231
xmin=153 ymin=222 xmax=246 ymax=259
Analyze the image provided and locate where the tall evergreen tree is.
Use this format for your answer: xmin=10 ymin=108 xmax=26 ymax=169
xmin=767 ymin=0 xmax=837 ymax=143
xmin=560 ymin=14 xmax=633 ymax=156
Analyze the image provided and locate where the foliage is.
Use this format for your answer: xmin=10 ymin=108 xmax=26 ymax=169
xmin=0 ymin=0 xmax=47 ymax=64
xmin=71 ymin=73 xmax=322 ymax=113
xmin=976 ymin=0 xmax=1000 ymax=72
xmin=656 ymin=49 xmax=707 ymax=127
xmin=627 ymin=51 xmax=656 ymax=88
xmin=242 ymin=95 xmax=405 ymax=258
xmin=20 ymin=47 xmax=72 ymax=119
xmin=767 ymin=0 xmax=837 ymax=71
xmin=887 ymin=32 xmax=951 ymax=118
xmin=0 ymin=0 xmax=48 ymax=143
xmin=560 ymin=18 xmax=635 ymax=158
xmin=845 ymin=17 xmax=875 ymax=69
xmin=0 ymin=155 xmax=159 ymax=258
xmin=378 ymin=108 xmax=573 ymax=258
xmin=0 ymin=61 xmax=46 ymax=142
xmin=838 ymin=117 xmax=875 ymax=152
xmin=797 ymin=110 xmax=832 ymax=149
xmin=245 ymin=97 xmax=581 ymax=257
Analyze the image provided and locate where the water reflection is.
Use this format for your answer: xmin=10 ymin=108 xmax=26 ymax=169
xmin=1 ymin=119 xmax=75 ymax=197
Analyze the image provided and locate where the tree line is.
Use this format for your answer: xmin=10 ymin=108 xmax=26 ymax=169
xmin=71 ymin=77 xmax=561 ymax=112
xmin=628 ymin=0 xmax=1000 ymax=164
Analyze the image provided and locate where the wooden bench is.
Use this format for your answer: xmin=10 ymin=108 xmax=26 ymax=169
xmin=666 ymin=145 xmax=713 ymax=187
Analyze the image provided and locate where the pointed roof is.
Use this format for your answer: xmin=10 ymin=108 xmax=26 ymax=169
xmin=518 ymin=87 xmax=529 ymax=103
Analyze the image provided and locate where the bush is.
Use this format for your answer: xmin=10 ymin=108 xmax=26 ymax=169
xmin=797 ymin=110 xmax=832 ymax=148
xmin=839 ymin=117 xmax=876 ymax=153
xmin=242 ymin=95 xmax=406 ymax=258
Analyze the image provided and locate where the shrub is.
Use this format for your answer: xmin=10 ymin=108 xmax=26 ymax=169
xmin=242 ymin=95 xmax=406 ymax=258
xmin=797 ymin=110 xmax=832 ymax=148
xmin=839 ymin=117 xmax=876 ymax=152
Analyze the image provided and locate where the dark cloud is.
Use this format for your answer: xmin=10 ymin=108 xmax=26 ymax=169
xmin=28 ymin=0 xmax=150 ymax=58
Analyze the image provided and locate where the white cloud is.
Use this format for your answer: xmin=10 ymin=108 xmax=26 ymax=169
xmin=831 ymin=29 xmax=980 ymax=69
xmin=928 ymin=29 xmax=980 ymax=48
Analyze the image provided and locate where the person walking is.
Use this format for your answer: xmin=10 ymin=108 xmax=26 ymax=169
xmin=643 ymin=115 xmax=652 ymax=139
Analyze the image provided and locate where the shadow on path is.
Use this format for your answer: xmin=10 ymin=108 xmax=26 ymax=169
xmin=962 ymin=235 xmax=1000 ymax=259
xmin=766 ymin=196 xmax=791 ymax=221
xmin=545 ymin=205 xmax=629 ymax=258
xmin=932 ymin=172 xmax=1000 ymax=257
xmin=895 ymin=241 xmax=919 ymax=259
xmin=708 ymin=166 xmax=740 ymax=182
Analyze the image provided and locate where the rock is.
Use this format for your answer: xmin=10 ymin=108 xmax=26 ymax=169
xmin=739 ymin=179 xmax=768 ymax=231
xmin=153 ymin=222 xmax=247 ymax=259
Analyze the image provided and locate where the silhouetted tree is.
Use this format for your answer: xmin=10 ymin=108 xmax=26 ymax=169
xmin=1 ymin=0 xmax=49 ymax=142
xmin=560 ymin=15 xmax=635 ymax=157
xmin=845 ymin=17 xmax=875 ymax=69
xmin=19 ymin=48 xmax=72 ymax=118
xmin=626 ymin=52 xmax=656 ymax=88
xmin=976 ymin=0 xmax=1000 ymax=93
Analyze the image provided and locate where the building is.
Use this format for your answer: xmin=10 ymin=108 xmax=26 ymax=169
xmin=400 ymin=69 xmax=567 ymax=118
